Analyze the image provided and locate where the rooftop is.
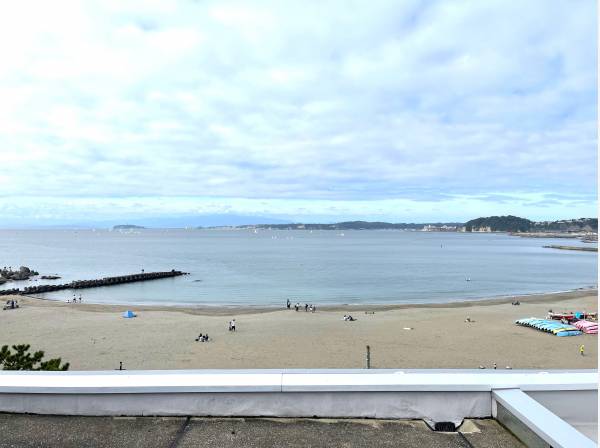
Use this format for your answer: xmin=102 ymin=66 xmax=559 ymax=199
xmin=0 ymin=415 xmax=524 ymax=448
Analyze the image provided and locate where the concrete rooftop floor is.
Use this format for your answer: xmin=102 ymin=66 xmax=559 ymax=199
xmin=0 ymin=415 xmax=525 ymax=448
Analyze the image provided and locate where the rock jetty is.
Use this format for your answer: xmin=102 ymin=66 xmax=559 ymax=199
xmin=543 ymin=245 xmax=598 ymax=252
xmin=0 ymin=270 xmax=188 ymax=296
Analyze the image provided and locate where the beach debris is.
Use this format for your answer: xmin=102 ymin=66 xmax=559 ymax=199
xmin=478 ymin=366 xmax=485 ymax=369
xmin=465 ymin=317 xmax=474 ymax=323
xmin=122 ymin=310 xmax=137 ymax=318
xmin=403 ymin=327 xmax=413 ymax=330
xmin=505 ymin=366 xmax=512 ymax=369
xmin=343 ymin=314 xmax=356 ymax=321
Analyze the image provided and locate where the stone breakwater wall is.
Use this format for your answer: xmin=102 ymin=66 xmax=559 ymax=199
xmin=0 ymin=270 xmax=188 ymax=296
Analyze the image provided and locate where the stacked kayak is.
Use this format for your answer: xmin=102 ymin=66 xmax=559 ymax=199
xmin=516 ymin=318 xmax=582 ymax=336
xmin=572 ymin=320 xmax=598 ymax=334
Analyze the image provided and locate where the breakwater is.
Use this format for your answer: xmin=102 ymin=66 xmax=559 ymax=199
xmin=543 ymin=245 xmax=598 ymax=252
xmin=0 ymin=270 xmax=188 ymax=296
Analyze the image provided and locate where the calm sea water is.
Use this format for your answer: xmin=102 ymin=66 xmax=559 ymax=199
xmin=0 ymin=229 xmax=596 ymax=306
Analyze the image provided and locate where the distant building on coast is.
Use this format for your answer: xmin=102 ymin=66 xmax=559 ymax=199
xmin=421 ymin=225 xmax=465 ymax=232
xmin=470 ymin=226 xmax=492 ymax=232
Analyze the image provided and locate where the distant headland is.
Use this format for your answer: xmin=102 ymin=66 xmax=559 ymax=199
xmin=205 ymin=216 xmax=597 ymax=235
xmin=112 ymin=224 xmax=146 ymax=230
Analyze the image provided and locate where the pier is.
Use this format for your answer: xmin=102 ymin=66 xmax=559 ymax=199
xmin=0 ymin=270 xmax=187 ymax=296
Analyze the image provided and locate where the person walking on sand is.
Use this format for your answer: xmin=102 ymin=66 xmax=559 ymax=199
xmin=286 ymin=299 xmax=290 ymax=309
xmin=230 ymin=319 xmax=236 ymax=332
xmin=304 ymin=303 xmax=308 ymax=312
xmin=579 ymin=344 xmax=585 ymax=356
xmin=295 ymin=303 xmax=299 ymax=312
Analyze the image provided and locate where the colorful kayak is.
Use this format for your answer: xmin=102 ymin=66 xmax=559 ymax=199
xmin=516 ymin=318 xmax=582 ymax=336
xmin=572 ymin=320 xmax=598 ymax=334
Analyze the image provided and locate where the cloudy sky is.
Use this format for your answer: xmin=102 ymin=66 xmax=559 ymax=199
xmin=0 ymin=0 xmax=596 ymax=226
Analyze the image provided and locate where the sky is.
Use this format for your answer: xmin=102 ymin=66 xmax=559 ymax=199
xmin=0 ymin=0 xmax=596 ymax=226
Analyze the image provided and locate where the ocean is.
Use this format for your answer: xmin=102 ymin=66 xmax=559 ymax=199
xmin=0 ymin=229 xmax=596 ymax=307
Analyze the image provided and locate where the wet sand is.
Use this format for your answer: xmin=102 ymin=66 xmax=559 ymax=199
xmin=0 ymin=290 xmax=597 ymax=370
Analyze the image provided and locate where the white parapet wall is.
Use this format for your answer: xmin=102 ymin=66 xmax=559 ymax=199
xmin=0 ymin=369 xmax=596 ymax=446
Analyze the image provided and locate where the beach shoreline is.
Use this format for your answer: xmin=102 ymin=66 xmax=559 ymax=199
xmin=11 ymin=287 xmax=598 ymax=316
xmin=0 ymin=288 xmax=597 ymax=371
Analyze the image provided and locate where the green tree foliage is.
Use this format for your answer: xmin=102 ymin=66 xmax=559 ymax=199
xmin=464 ymin=215 xmax=532 ymax=232
xmin=0 ymin=344 xmax=69 ymax=371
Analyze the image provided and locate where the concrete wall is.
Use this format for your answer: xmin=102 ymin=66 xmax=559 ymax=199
xmin=0 ymin=391 xmax=490 ymax=423
xmin=0 ymin=369 xmax=595 ymax=429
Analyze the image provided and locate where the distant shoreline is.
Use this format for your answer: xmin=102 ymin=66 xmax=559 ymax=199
xmin=13 ymin=287 xmax=597 ymax=316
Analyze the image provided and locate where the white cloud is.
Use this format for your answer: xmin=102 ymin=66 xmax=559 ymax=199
xmin=0 ymin=0 xmax=595 ymax=223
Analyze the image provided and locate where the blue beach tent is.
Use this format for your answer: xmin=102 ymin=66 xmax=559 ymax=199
xmin=122 ymin=310 xmax=136 ymax=318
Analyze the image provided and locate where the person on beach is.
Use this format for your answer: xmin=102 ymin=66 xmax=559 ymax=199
xmin=295 ymin=303 xmax=299 ymax=312
xmin=230 ymin=319 xmax=236 ymax=332
xmin=579 ymin=344 xmax=585 ymax=356
xmin=304 ymin=303 xmax=308 ymax=312
xmin=286 ymin=299 xmax=290 ymax=309
xmin=196 ymin=333 xmax=209 ymax=342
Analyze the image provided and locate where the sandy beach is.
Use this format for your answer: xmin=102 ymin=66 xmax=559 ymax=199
xmin=0 ymin=290 xmax=597 ymax=370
